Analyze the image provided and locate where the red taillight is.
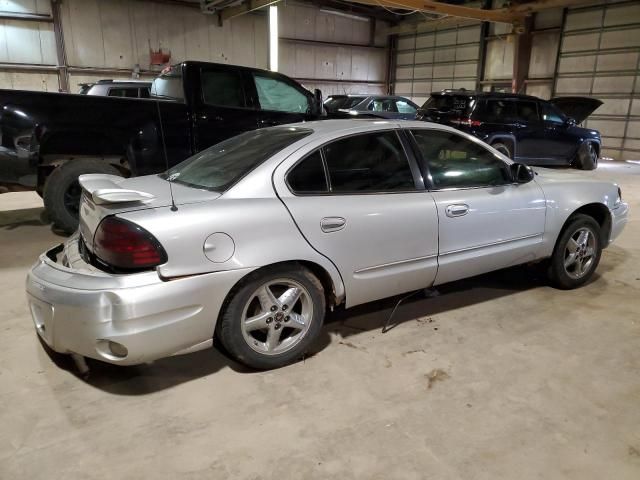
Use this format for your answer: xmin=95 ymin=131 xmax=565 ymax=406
xmin=451 ymin=117 xmax=482 ymax=127
xmin=93 ymin=216 xmax=167 ymax=271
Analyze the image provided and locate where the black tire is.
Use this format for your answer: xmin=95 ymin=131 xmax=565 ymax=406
xmin=547 ymin=214 xmax=603 ymax=289
xmin=491 ymin=141 xmax=512 ymax=159
xmin=575 ymin=142 xmax=598 ymax=170
xmin=216 ymin=264 xmax=325 ymax=370
xmin=43 ymin=160 xmax=121 ymax=234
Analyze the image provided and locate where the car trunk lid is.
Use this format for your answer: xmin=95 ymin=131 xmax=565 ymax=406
xmin=549 ymin=96 xmax=603 ymax=123
xmin=78 ymin=173 xmax=219 ymax=254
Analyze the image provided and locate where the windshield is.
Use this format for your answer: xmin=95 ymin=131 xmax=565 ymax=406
xmin=165 ymin=127 xmax=313 ymax=192
xmin=151 ymin=67 xmax=184 ymax=101
xmin=324 ymin=96 xmax=366 ymax=111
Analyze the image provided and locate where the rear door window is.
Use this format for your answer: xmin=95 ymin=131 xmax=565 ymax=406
xmin=322 ymin=131 xmax=416 ymax=193
xmin=478 ymin=99 xmax=517 ymax=123
xmin=108 ymin=87 xmax=140 ymax=98
xmin=368 ymin=99 xmax=397 ymax=112
xmin=396 ymin=100 xmax=417 ymax=114
xmin=253 ymin=74 xmax=309 ymax=113
xmin=287 ymin=151 xmax=328 ymax=194
xmin=515 ymin=101 xmax=539 ymax=123
xmin=201 ymin=69 xmax=246 ymax=108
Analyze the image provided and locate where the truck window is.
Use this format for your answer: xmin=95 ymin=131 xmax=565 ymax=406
xmin=253 ymin=74 xmax=309 ymax=113
xmin=151 ymin=70 xmax=184 ymax=101
xmin=201 ymin=69 xmax=246 ymax=108
xmin=108 ymin=88 xmax=140 ymax=98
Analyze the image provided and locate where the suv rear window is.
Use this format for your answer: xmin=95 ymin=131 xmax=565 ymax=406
xmin=422 ymin=95 xmax=474 ymax=116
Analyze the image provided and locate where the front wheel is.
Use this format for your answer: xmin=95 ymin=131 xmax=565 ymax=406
xmin=216 ymin=265 xmax=325 ymax=369
xmin=547 ymin=214 xmax=603 ymax=289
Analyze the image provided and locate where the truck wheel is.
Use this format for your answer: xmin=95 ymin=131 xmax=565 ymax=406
xmin=216 ymin=264 xmax=325 ymax=370
xmin=43 ymin=160 xmax=121 ymax=234
xmin=575 ymin=142 xmax=598 ymax=170
xmin=491 ymin=142 xmax=512 ymax=159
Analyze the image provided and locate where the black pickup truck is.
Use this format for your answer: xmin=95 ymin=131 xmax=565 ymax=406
xmin=0 ymin=61 xmax=323 ymax=232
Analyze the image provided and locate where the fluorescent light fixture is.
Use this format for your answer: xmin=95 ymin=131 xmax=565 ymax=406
xmin=319 ymin=8 xmax=369 ymax=22
xmin=269 ymin=5 xmax=278 ymax=72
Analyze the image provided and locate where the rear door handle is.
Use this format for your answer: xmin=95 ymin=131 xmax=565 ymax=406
xmin=320 ymin=217 xmax=346 ymax=232
xmin=445 ymin=204 xmax=469 ymax=218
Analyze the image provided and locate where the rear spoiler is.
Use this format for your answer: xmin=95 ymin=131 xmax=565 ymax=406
xmin=78 ymin=174 xmax=155 ymax=205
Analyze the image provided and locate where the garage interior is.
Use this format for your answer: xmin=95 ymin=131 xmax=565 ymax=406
xmin=1 ymin=0 xmax=639 ymax=478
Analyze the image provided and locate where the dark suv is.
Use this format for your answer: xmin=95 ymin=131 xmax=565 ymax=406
xmin=417 ymin=90 xmax=603 ymax=170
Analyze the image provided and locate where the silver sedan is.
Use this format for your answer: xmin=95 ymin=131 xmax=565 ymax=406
xmin=26 ymin=120 xmax=629 ymax=369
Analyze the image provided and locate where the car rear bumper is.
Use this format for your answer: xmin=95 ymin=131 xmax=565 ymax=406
xmin=26 ymin=234 xmax=253 ymax=365
xmin=609 ymin=201 xmax=629 ymax=244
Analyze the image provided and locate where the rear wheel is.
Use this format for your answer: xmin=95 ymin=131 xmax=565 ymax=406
xmin=491 ymin=141 xmax=512 ymax=159
xmin=547 ymin=214 xmax=602 ymax=289
xmin=217 ymin=265 xmax=325 ymax=370
xmin=43 ymin=159 xmax=121 ymax=234
xmin=575 ymin=142 xmax=598 ymax=170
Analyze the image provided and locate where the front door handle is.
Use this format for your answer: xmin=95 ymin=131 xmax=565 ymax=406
xmin=445 ymin=204 xmax=469 ymax=218
xmin=320 ymin=217 xmax=346 ymax=233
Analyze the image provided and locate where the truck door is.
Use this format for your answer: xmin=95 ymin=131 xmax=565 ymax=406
xmin=193 ymin=65 xmax=258 ymax=151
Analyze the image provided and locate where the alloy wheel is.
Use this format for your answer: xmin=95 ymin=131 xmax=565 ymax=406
xmin=240 ymin=279 xmax=313 ymax=355
xmin=563 ymin=227 xmax=597 ymax=280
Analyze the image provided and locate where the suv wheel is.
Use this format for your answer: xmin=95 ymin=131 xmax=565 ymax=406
xmin=491 ymin=142 xmax=512 ymax=159
xmin=575 ymin=142 xmax=598 ymax=170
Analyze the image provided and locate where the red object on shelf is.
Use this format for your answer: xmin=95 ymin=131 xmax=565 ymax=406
xmin=150 ymin=48 xmax=171 ymax=65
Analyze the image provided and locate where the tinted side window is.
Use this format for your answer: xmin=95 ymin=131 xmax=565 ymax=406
xmin=515 ymin=101 xmax=539 ymax=122
xmin=108 ymin=87 xmax=139 ymax=98
xmin=287 ymin=151 xmax=328 ymax=194
xmin=542 ymin=102 xmax=565 ymax=124
xmin=253 ymin=74 xmax=309 ymax=113
xmin=396 ymin=100 xmax=416 ymax=114
xmin=323 ymin=131 xmax=416 ymax=193
xmin=201 ymin=69 xmax=246 ymax=108
xmin=411 ymin=130 xmax=511 ymax=189
xmin=368 ymin=99 xmax=397 ymax=112
xmin=478 ymin=99 xmax=516 ymax=122
xmin=139 ymin=87 xmax=150 ymax=98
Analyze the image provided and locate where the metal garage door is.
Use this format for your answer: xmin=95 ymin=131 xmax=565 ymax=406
xmin=555 ymin=1 xmax=640 ymax=160
xmin=394 ymin=24 xmax=482 ymax=106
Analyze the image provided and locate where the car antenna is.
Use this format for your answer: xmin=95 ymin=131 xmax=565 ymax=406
xmin=155 ymin=99 xmax=178 ymax=212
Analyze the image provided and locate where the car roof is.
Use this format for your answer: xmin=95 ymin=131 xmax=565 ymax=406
xmin=432 ymin=90 xmax=541 ymax=102
xmin=277 ymin=118 xmax=456 ymax=135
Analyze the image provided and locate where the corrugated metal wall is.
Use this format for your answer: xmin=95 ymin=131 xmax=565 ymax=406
xmin=0 ymin=0 xmax=58 ymax=91
xmin=278 ymin=2 xmax=388 ymax=96
xmin=394 ymin=24 xmax=482 ymax=106
xmin=555 ymin=1 xmax=640 ymax=160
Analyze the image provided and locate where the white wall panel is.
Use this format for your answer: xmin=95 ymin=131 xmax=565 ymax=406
xmin=0 ymin=0 xmax=50 ymax=15
xmin=0 ymin=71 xmax=57 ymax=91
xmin=0 ymin=20 xmax=56 ymax=64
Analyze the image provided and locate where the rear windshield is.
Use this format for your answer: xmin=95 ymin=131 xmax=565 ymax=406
xmin=324 ymin=96 xmax=366 ymax=111
xmin=151 ymin=67 xmax=184 ymax=101
xmin=422 ymin=95 xmax=474 ymax=115
xmin=165 ymin=127 xmax=313 ymax=192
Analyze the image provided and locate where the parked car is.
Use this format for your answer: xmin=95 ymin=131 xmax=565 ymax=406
xmin=324 ymin=94 xmax=419 ymax=120
xmin=78 ymin=79 xmax=151 ymax=98
xmin=0 ymin=61 xmax=323 ymax=232
xmin=417 ymin=90 xmax=603 ymax=170
xmin=26 ymin=119 xmax=628 ymax=370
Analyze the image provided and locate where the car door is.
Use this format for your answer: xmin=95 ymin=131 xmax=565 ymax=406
xmin=275 ymin=129 xmax=439 ymax=308
xmin=249 ymin=71 xmax=314 ymax=128
xmin=409 ymin=128 xmax=547 ymax=286
xmin=511 ymin=99 xmax=544 ymax=160
xmin=193 ymin=65 xmax=258 ymax=151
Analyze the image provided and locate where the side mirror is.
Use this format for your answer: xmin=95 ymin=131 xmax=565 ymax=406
xmin=511 ymin=162 xmax=534 ymax=184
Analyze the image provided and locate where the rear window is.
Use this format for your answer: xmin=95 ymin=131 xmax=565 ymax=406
xmin=422 ymin=94 xmax=474 ymax=115
xmin=151 ymin=67 xmax=184 ymax=101
xmin=165 ymin=127 xmax=313 ymax=192
xmin=324 ymin=96 xmax=366 ymax=111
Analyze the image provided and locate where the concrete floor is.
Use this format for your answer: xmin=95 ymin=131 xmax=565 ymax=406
xmin=1 ymin=162 xmax=639 ymax=479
